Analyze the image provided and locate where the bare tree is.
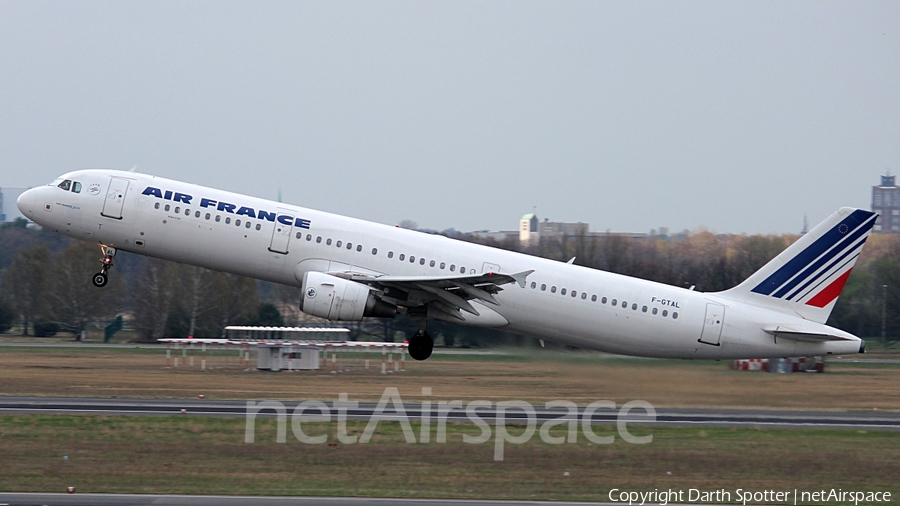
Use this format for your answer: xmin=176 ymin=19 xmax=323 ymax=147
xmin=3 ymin=245 xmax=52 ymax=335
xmin=132 ymin=258 xmax=178 ymax=341
xmin=50 ymin=242 xmax=123 ymax=337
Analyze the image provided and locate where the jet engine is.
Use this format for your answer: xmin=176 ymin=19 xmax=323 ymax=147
xmin=300 ymin=271 xmax=396 ymax=321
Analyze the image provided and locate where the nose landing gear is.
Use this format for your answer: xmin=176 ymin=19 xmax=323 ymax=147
xmin=92 ymin=246 xmax=116 ymax=288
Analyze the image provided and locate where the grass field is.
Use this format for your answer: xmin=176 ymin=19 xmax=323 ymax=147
xmin=0 ymin=414 xmax=897 ymax=501
xmin=1 ymin=344 xmax=900 ymax=411
xmin=2 ymin=344 xmax=899 ymax=501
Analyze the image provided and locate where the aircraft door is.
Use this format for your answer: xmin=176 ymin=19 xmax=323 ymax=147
xmin=268 ymin=216 xmax=293 ymax=254
xmin=699 ymin=303 xmax=725 ymax=346
xmin=101 ymin=177 xmax=130 ymax=219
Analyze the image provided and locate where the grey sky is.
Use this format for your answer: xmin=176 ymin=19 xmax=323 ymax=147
xmin=1 ymin=1 xmax=897 ymax=235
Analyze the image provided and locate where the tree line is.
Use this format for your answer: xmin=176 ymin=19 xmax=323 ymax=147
xmin=0 ymin=218 xmax=896 ymax=343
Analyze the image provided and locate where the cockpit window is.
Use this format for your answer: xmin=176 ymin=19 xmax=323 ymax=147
xmin=72 ymin=182 xmax=82 ymax=193
xmin=49 ymin=178 xmax=63 ymax=187
xmin=57 ymin=179 xmax=72 ymax=191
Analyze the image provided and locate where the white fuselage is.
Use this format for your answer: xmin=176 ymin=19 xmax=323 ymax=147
xmin=17 ymin=170 xmax=863 ymax=359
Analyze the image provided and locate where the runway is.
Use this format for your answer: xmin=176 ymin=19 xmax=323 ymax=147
xmin=1 ymin=396 xmax=898 ymax=430
xmin=0 ymin=494 xmax=619 ymax=506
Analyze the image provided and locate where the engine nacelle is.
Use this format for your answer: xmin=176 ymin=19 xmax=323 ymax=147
xmin=301 ymin=271 xmax=397 ymax=321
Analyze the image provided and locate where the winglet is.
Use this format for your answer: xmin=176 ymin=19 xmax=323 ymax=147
xmin=510 ymin=270 xmax=534 ymax=288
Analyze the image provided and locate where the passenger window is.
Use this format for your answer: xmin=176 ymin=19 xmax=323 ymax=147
xmin=296 ymin=232 xmax=302 ymax=239
xmin=225 ymin=217 xmax=231 ymax=224
xmin=420 ymin=258 xmax=426 ymax=265
xmin=662 ymin=310 xmax=668 ymax=317
xmin=591 ymin=295 xmax=597 ymax=302
xmin=652 ymin=308 xmax=658 ymax=315
xmin=581 ymin=293 xmax=587 ymax=300
xmin=175 ymin=207 xmax=180 ymax=213
xmin=356 ymin=245 xmax=362 ymax=252
xmin=561 ymin=288 xmax=567 ymax=295
xmin=399 ymin=254 xmax=405 ymax=261
xmin=317 ymin=237 xmax=322 ymax=243
xmin=673 ymin=312 xmax=678 ymax=319
xmin=307 ymin=235 xmax=312 ymax=241
xmin=326 ymin=239 xmax=332 ymax=245
xmin=215 ymin=215 xmax=221 ymax=222
xmin=642 ymin=306 xmax=648 ymax=313
xmin=541 ymin=284 xmax=546 ymax=291
xmin=460 ymin=266 xmax=466 ymax=273
xmin=572 ymin=291 xmax=577 ymax=298
xmin=72 ymin=182 xmax=82 ymax=193
xmin=409 ymin=256 xmax=415 ymax=263
xmin=450 ymin=265 xmax=455 ymax=272
xmin=430 ymin=260 xmax=435 ymax=267
xmin=440 ymin=262 xmax=445 ymax=269
xmin=632 ymin=303 xmax=637 ymax=310
xmin=551 ymin=286 xmax=557 ymax=293
xmin=601 ymin=297 xmax=607 ymax=304
xmin=388 ymin=251 xmax=393 ymax=258
xmin=235 ymin=219 xmax=241 ymax=226
xmin=154 ymin=203 xmax=160 ymax=210
xmin=622 ymin=301 xmax=627 ymax=308
xmin=530 ymin=282 xmax=536 ymax=289
xmin=347 ymin=243 xmax=352 ymax=250
xmin=611 ymin=299 xmax=617 ymax=306
xmin=372 ymin=248 xmax=378 ymax=255
xmin=58 ymin=180 xmax=71 ymax=191
xmin=336 ymin=240 xmax=342 ymax=248
xmin=195 ymin=211 xmax=200 ymax=218
xmin=205 ymin=213 xmax=210 ymax=220
xmin=185 ymin=208 xmax=190 ymax=216
xmin=255 ymin=224 xmax=261 ymax=230
xmin=246 ymin=221 xmax=251 ymax=228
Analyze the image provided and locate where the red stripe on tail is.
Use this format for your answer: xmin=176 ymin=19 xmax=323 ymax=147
xmin=805 ymin=269 xmax=853 ymax=308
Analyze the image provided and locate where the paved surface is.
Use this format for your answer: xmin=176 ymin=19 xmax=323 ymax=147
xmin=1 ymin=396 xmax=898 ymax=429
xmin=0 ymin=494 xmax=620 ymax=506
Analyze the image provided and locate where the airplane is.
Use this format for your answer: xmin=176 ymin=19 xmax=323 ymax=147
xmin=17 ymin=169 xmax=875 ymax=361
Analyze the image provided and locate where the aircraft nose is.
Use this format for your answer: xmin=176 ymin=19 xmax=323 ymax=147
xmin=16 ymin=188 xmax=37 ymax=217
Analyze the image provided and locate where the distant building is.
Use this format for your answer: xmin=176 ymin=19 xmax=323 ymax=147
xmin=519 ymin=213 xmax=540 ymax=246
xmin=519 ymin=214 xmax=633 ymax=246
xmin=872 ymin=174 xmax=900 ymax=232
xmin=539 ymin=219 xmax=589 ymax=238
xmin=471 ymin=213 xmax=646 ymax=247
xmin=0 ymin=187 xmax=29 ymax=223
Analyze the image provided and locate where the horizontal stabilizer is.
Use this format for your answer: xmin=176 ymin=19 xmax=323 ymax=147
xmin=762 ymin=326 xmax=854 ymax=342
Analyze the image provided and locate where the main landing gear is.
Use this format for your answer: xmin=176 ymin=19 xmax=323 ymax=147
xmin=92 ymin=246 xmax=117 ymax=288
xmin=408 ymin=329 xmax=434 ymax=361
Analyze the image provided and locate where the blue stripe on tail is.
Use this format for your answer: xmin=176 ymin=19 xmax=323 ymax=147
xmin=751 ymin=209 xmax=875 ymax=296
xmin=772 ymin=214 xmax=876 ymax=298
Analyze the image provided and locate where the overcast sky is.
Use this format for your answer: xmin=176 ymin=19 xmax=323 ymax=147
xmin=1 ymin=1 xmax=897 ymax=235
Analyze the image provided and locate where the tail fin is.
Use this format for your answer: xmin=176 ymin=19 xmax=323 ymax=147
xmin=718 ymin=207 xmax=877 ymax=323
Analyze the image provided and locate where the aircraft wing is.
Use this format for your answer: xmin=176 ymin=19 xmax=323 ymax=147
xmin=762 ymin=326 xmax=855 ymax=342
xmin=328 ymin=269 xmax=533 ymax=320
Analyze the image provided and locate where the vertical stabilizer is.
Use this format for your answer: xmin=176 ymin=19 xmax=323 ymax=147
xmin=717 ymin=208 xmax=877 ymax=323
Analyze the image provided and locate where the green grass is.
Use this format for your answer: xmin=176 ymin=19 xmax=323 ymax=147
xmin=0 ymin=414 xmax=897 ymax=501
